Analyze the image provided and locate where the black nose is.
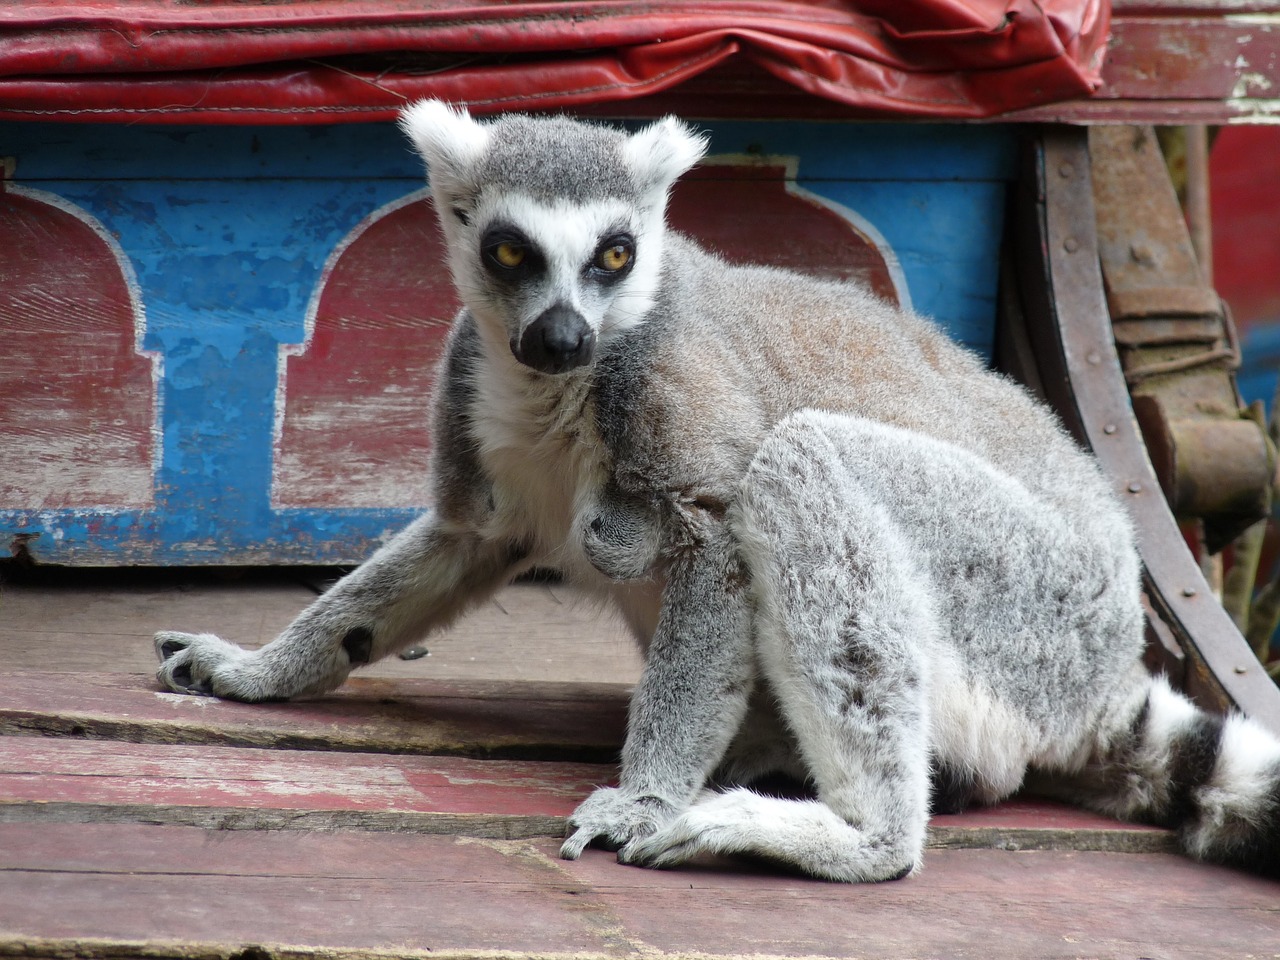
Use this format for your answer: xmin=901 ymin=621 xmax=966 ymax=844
xmin=514 ymin=304 xmax=596 ymax=374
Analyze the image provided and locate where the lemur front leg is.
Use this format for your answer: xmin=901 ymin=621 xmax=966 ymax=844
xmin=155 ymin=516 xmax=523 ymax=701
xmin=561 ymin=519 xmax=756 ymax=860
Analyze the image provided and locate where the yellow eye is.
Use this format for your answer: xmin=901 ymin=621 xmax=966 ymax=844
xmin=598 ymin=243 xmax=631 ymax=272
xmin=494 ymin=241 xmax=525 ymax=268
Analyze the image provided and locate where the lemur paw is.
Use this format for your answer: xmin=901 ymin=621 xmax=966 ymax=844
xmin=153 ymin=631 xmax=265 ymax=701
xmin=623 ymin=789 xmax=765 ymax=868
xmin=560 ymin=786 xmax=679 ymax=861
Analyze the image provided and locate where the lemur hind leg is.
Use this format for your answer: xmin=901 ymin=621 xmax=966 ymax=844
xmin=155 ymin=517 xmax=521 ymax=701
xmin=629 ymin=411 xmax=936 ymax=881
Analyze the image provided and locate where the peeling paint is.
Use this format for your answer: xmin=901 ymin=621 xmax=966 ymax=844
xmin=1226 ymin=98 xmax=1280 ymax=121
xmin=1232 ymin=72 xmax=1276 ymax=97
xmin=1 ymin=121 xmax=1016 ymax=564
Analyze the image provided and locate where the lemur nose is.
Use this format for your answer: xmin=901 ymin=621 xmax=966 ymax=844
xmin=516 ymin=304 xmax=596 ymax=374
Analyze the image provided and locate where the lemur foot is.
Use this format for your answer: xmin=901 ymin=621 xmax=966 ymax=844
xmin=153 ymin=631 xmax=268 ymax=701
xmin=560 ymin=786 xmax=679 ymax=861
xmin=624 ymin=788 xmax=819 ymax=869
xmin=626 ymin=789 xmax=918 ymax=882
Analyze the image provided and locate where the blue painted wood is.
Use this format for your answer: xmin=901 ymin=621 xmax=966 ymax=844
xmin=1239 ymin=323 xmax=1280 ymax=416
xmin=0 ymin=120 xmax=1017 ymax=564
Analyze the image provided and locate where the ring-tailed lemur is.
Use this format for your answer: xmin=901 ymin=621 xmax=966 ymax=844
xmin=155 ymin=101 xmax=1280 ymax=881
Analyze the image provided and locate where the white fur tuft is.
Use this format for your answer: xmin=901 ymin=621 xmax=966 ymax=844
xmin=622 ymin=116 xmax=708 ymax=202
xmin=399 ymin=99 xmax=490 ymax=197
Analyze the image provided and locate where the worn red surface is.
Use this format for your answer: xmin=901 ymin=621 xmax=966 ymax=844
xmin=0 ymin=737 xmax=610 ymax=818
xmin=0 ymin=734 xmax=1169 ymax=843
xmin=2 ymin=664 xmax=1274 ymax=957
xmin=0 ymin=182 xmax=155 ymax=511
xmin=0 ymin=1 xmax=1108 ymax=122
xmin=2 ymin=823 xmax=1276 ymax=958
xmin=1212 ymin=126 xmax=1280 ymax=329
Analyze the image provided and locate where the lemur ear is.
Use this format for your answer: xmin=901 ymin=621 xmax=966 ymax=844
xmin=399 ymin=99 xmax=490 ymax=202
xmin=623 ymin=116 xmax=708 ymax=202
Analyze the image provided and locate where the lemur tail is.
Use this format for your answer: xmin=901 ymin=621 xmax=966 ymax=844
xmin=1082 ymin=675 xmax=1280 ymax=875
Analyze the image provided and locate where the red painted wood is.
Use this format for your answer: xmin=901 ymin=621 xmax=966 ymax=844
xmin=0 ymin=825 xmax=613 ymax=954
xmin=1212 ymin=126 xmax=1280 ymax=327
xmin=0 ymin=182 xmax=155 ymax=511
xmin=1100 ymin=17 xmax=1280 ymax=103
xmin=0 ymin=734 xmax=1163 ymax=843
xmin=669 ymin=163 xmax=900 ymax=303
xmin=0 ymin=736 xmax=612 ymax=820
xmin=568 ymin=845 xmax=1280 ymax=959
xmin=2 ymin=823 xmax=1275 ymax=958
xmin=274 ymin=194 xmax=453 ymax=509
xmin=0 ymin=671 xmax=629 ymax=760
xmin=930 ymin=796 xmax=1168 ymax=836
xmin=272 ymin=162 xmax=899 ymax=510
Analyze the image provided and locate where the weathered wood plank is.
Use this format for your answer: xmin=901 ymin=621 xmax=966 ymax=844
xmin=0 ymin=736 xmax=1175 ymax=852
xmin=0 ymin=737 xmax=611 ymax=837
xmin=1 ymin=824 xmax=1274 ymax=960
xmin=0 ymin=183 xmax=157 ymax=512
xmin=1102 ymin=16 xmax=1280 ymax=103
xmin=0 ymin=576 xmax=642 ymax=685
xmin=0 ymin=672 xmax=630 ymax=762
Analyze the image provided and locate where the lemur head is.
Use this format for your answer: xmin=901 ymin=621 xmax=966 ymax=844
xmin=401 ymin=100 xmax=707 ymax=375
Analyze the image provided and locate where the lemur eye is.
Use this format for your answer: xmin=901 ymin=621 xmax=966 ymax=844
xmin=598 ymin=245 xmax=630 ymax=271
xmin=493 ymin=241 xmax=526 ymax=269
xmin=594 ymin=237 xmax=634 ymax=274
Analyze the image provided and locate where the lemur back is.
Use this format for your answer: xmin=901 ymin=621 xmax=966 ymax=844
xmin=155 ymin=103 xmax=1280 ymax=881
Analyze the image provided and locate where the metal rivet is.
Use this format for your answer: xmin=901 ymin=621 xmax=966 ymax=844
xmin=1063 ymin=237 xmax=1079 ymax=253
xmin=1103 ymin=423 xmax=1117 ymax=435
xmin=1087 ymin=352 xmax=1101 ymax=365
xmin=1234 ymin=665 xmax=1248 ymax=675
xmin=1182 ymin=586 xmax=1197 ymax=598
xmin=1128 ymin=481 xmax=1142 ymax=494
xmin=1059 ymin=162 xmax=1074 ymax=178
xmin=1130 ymin=242 xmax=1154 ymax=264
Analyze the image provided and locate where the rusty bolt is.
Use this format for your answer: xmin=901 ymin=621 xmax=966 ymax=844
xmin=1129 ymin=243 xmax=1155 ymax=265
xmin=1064 ymin=237 xmax=1079 ymax=253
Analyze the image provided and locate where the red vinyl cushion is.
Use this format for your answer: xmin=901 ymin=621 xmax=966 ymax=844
xmin=0 ymin=1 xmax=1109 ymax=122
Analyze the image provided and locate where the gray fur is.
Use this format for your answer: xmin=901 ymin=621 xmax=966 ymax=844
xmin=155 ymin=102 xmax=1280 ymax=880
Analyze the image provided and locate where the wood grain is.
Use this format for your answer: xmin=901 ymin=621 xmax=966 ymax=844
xmin=0 ymin=576 xmax=642 ymax=685
xmin=0 ymin=671 xmax=630 ymax=762
xmin=0 ymin=735 xmax=1175 ymax=853
xmin=0 ymin=184 xmax=156 ymax=511
xmin=1 ymin=823 xmax=1274 ymax=960
xmin=0 ymin=737 xmax=612 ymax=837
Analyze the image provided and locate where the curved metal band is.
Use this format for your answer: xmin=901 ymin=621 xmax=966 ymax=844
xmin=1011 ymin=127 xmax=1280 ymax=733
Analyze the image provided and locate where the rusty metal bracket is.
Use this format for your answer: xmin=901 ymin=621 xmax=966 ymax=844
xmin=1089 ymin=126 xmax=1273 ymax=553
xmin=1008 ymin=127 xmax=1280 ymax=733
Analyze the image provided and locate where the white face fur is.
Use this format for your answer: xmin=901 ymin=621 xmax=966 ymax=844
xmin=400 ymin=100 xmax=707 ymax=374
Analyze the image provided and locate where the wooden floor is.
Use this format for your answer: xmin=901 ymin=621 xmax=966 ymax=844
xmin=2 ymin=568 xmax=1278 ymax=960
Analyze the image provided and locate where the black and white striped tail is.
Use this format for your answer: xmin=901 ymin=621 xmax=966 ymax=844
xmin=1098 ymin=677 xmax=1280 ymax=875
